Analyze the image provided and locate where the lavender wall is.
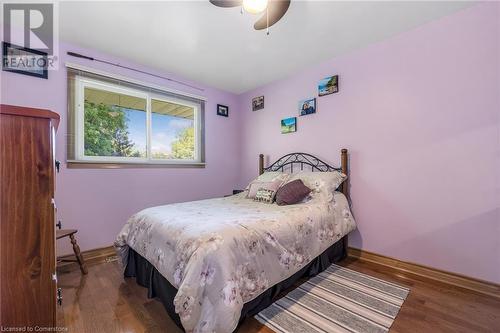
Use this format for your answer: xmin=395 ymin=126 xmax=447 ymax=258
xmin=0 ymin=43 xmax=242 ymax=255
xmin=1 ymin=3 xmax=498 ymax=283
xmin=237 ymin=3 xmax=499 ymax=283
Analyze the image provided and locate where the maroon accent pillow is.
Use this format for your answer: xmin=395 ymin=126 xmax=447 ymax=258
xmin=275 ymin=179 xmax=311 ymax=206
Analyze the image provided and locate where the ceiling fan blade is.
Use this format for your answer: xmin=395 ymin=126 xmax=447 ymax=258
xmin=254 ymin=0 xmax=291 ymax=30
xmin=209 ymin=0 xmax=242 ymax=8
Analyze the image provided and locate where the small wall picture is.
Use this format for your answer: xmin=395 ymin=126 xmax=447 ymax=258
xmin=252 ymin=96 xmax=264 ymax=111
xmin=2 ymin=42 xmax=48 ymax=79
xmin=217 ymin=104 xmax=229 ymax=117
xmin=281 ymin=117 xmax=297 ymax=134
xmin=299 ymin=97 xmax=316 ymax=116
xmin=318 ymin=75 xmax=339 ymax=96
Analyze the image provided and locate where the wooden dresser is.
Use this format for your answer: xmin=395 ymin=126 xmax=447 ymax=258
xmin=0 ymin=104 xmax=60 ymax=328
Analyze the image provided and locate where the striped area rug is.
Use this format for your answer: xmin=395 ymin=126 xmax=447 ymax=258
xmin=255 ymin=264 xmax=410 ymax=333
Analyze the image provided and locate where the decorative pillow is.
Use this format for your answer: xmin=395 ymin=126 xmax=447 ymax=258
xmin=275 ymin=179 xmax=312 ymax=206
xmin=253 ymin=188 xmax=276 ymax=204
xmin=247 ymin=179 xmax=282 ymax=199
xmin=245 ymin=172 xmax=290 ymax=191
xmin=287 ymin=171 xmax=347 ymax=202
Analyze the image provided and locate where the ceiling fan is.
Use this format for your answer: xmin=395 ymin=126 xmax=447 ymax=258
xmin=209 ymin=0 xmax=291 ymax=34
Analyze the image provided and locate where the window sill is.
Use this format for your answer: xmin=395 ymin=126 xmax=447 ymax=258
xmin=66 ymin=160 xmax=206 ymax=169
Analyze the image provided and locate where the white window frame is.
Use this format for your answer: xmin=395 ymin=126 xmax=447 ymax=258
xmin=74 ymin=76 xmax=202 ymax=165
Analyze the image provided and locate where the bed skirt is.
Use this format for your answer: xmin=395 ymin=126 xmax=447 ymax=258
xmin=124 ymin=235 xmax=348 ymax=331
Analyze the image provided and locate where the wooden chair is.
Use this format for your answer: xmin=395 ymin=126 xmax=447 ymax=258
xmin=56 ymin=229 xmax=88 ymax=274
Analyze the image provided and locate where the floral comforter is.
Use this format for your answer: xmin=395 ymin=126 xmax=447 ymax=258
xmin=115 ymin=192 xmax=356 ymax=333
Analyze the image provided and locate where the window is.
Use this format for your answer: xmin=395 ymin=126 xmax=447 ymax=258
xmin=68 ymin=72 xmax=204 ymax=167
xmin=151 ymin=98 xmax=196 ymax=160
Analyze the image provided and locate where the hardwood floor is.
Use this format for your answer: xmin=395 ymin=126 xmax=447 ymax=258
xmin=56 ymin=257 xmax=500 ymax=332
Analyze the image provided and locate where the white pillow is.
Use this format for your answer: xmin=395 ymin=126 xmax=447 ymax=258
xmin=287 ymin=171 xmax=346 ymax=202
xmin=245 ymin=172 xmax=290 ymax=190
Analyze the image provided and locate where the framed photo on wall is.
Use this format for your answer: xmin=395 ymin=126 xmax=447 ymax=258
xmin=217 ymin=104 xmax=229 ymax=117
xmin=2 ymin=42 xmax=48 ymax=79
xmin=281 ymin=117 xmax=297 ymax=134
xmin=318 ymin=75 xmax=338 ymax=96
xmin=252 ymin=96 xmax=264 ymax=111
xmin=299 ymin=97 xmax=316 ymax=116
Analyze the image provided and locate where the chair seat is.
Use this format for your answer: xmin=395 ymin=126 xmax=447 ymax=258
xmin=56 ymin=229 xmax=77 ymax=240
xmin=56 ymin=228 xmax=87 ymax=274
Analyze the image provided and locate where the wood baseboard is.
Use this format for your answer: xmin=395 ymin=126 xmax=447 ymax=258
xmin=58 ymin=244 xmax=500 ymax=299
xmin=57 ymin=245 xmax=117 ymax=270
xmin=348 ymin=247 xmax=500 ymax=299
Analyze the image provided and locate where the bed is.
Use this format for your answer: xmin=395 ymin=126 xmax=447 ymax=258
xmin=115 ymin=150 xmax=356 ymax=332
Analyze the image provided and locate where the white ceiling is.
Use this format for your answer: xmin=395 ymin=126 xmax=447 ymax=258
xmin=60 ymin=1 xmax=475 ymax=94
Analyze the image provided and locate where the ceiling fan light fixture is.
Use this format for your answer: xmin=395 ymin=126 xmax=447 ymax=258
xmin=242 ymin=0 xmax=268 ymax=14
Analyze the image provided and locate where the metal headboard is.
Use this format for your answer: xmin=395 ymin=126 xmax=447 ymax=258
xmin=258 ymin=149 xmax=349 ymax=198
xmin=261 ymin=153 xmax=341 ymax=173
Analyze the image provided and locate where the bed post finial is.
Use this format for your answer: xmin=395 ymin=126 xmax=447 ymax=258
xmin=259 ymin=154 xmax=264 ymax=175
xmin=341 ymin=149 xmax=349 ymax=197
